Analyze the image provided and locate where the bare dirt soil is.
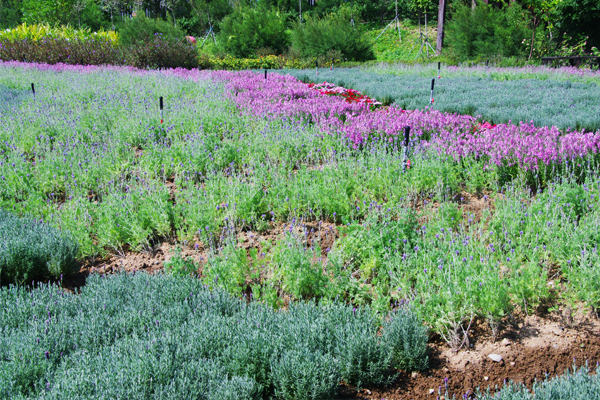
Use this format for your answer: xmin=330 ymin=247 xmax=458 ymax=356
xmin=338 ymin=312 xmax=600 ymax=399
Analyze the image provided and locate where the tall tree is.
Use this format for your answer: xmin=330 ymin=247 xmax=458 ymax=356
xmin=99 ymin=0 xmax=122 ymax=27
xmin=188 ymin=0 xmax=232 ymax=33
xmin=519 ymin=0 xmax=561 ymax=59
xmin=160 ymin=0 xmax=180 ymax=24
xmin=436 ymin=0 xmax=446 ymax=53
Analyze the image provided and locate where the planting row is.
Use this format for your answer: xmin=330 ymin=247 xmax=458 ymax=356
xmin=2 ymin=273 xmax=599 ymax=399
xmin=221 ymin=70 xmax=600 ymax=172
xmin=284 ymin=67 xmax=600 ymax=132
xmin=2 ymin=63 xmax=600 ymax=345
xmin=0 ymin=273 xmax=427 ymax=399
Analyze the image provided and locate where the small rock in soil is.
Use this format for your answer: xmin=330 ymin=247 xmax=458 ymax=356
xmin=489 ymin=354 xmax=503 ymax=362
xmin=502 ymin=338 xmax=512 ymax=346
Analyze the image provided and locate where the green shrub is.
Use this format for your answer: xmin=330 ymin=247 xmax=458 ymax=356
xmin=163 ymin=248 xmax=197 ymax=277
xmin=0 ymin=210 xmax=78 ymax=285
xmin=383 ymin=308 xmax=429 ymax=372
xmin=333 ymin=306 xmax=395 ymax=389
xmin=202 ymin=240 xmax=253 ymax=297
xmin=218 ymin=5 xmax=289 ymax=58
xmin=0 ymin=36 xmax=122 ymax=65
xmin=114 ymin=15 xmax=197 ymax=70
xmin=125 ymin=33 xmax=198 ymax=69
xmin=290 ymin=6 xmax=374 ymax=62
xmin=271 ymin=350 xmax=341 ymax=400
xmin=117 ymin=14 xmax=185 ymax=47
xmin=445 ymin=1 xmax=531 ymax=61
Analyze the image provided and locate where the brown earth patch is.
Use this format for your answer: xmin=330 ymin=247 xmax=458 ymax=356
xmin=337 ymin=313 xmax=600 ymax=399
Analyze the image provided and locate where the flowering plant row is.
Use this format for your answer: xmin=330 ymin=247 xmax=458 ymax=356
xmin=214 ymin=70 xmax=600 ymax=171
xmin=307 ymin=82 xmax=382 ymax=106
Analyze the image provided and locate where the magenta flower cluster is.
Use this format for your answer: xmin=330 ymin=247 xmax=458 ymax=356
xmin=213 ymin=70 xmax=600 ymax=171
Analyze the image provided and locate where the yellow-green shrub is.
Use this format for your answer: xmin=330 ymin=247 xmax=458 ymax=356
xmin=0 ymin=23 xmax=118 ymax=44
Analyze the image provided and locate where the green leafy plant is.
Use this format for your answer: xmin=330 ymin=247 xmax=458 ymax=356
xmin=125 ymin=33 xmax=198 ymax=69
xmin=445 ymin=1 xmax=532 ymax=61
xmin=269 ymin=232 xmax=328 ymax=301
xmin=117 ymin=14 xmax=184 ymax=47
xmin=163 ymin=248 xmax=197 ymax=277
xmin=218 ymin=5 xmax=289 ymax=58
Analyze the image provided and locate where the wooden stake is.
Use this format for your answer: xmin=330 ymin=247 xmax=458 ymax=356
xmin=159 ymin=96 xmax=164 ymax=124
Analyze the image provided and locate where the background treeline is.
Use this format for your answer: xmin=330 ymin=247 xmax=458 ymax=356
xmin=0 ymin=0 xmax=598 ymax=64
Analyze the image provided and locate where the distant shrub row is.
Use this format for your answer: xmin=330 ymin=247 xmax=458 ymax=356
xmin=0 ymin=19 xmax=197 ymax=69
xmin=0 ymin=4 xmax=376 ymax=70
xmin=0 ymin=209 xmax=78 ymax=285
xmin=0 ymin=273 xmax=429 ymax=399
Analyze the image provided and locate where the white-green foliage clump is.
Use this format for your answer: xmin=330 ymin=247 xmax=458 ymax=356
xmin=384 ymin=308 xmax=429 ymax=372
xmin=477 ymin=364 xmax=600 ymax=400
xmin=0 ymin=209 xmax=78 ymax=284
xmin=0 ymin=272 xmax=429 ymax=399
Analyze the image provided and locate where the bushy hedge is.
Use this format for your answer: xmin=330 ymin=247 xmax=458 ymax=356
xmin=0 ymin=272 xmax=429 ymax=399
xmin=218 ymin=5 xmax=289 ymax=58
xmin=0 ymin=37 xmax=122 ymax=65
xmin=0 ymin=23 xmax=117 ymax=43
xmin=117 ymin=14 xmax=185 ymax=47
xmin=0 ymin=21 xmax=197 ymax=69
xmin=445 ymin=1 xmax=531 ymax=62
xmin=125 ymin=33 xmax=198 ymax=70
xmin=0 ymin=210 xmax=78 ymax=285
xmin=291 ymin=6 xmax=375 ymax=62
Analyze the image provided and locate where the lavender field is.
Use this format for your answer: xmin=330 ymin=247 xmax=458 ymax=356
xmin=1 ymin=61 xmax=600 ymax=399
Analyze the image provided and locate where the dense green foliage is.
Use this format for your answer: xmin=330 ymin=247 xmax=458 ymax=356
xmin=125 ymin=32 xmax=198 ymax=69
xmin=218 ymin=5 xmax=289 ymax=58
xmin=1 ymin=0 xmax=599 ymax=63
xmin=445 ymin=1 xmax=531 ymax=61
xmin=285 ymin=67 xmax=600 ymax=132
xmin=0 ymin=18 xmax=198 ymax=69
xmin=291 ymin=6 xmax=375 ymax=62
xmin=0 ymin=35 xmax=123 ymax=66
xmin=117 ymin=14 xmax=185 ymax=47
xmin=0 ymin=210 xmax=78 ymax=285
xmin=0 ymin=272 xmax=428 ymax=398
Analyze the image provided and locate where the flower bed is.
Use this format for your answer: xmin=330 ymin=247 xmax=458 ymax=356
xmin=214 ymin=70 xmax=600 ymax=171
xmin=307 ymin=82 xmax=382 ymax=106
